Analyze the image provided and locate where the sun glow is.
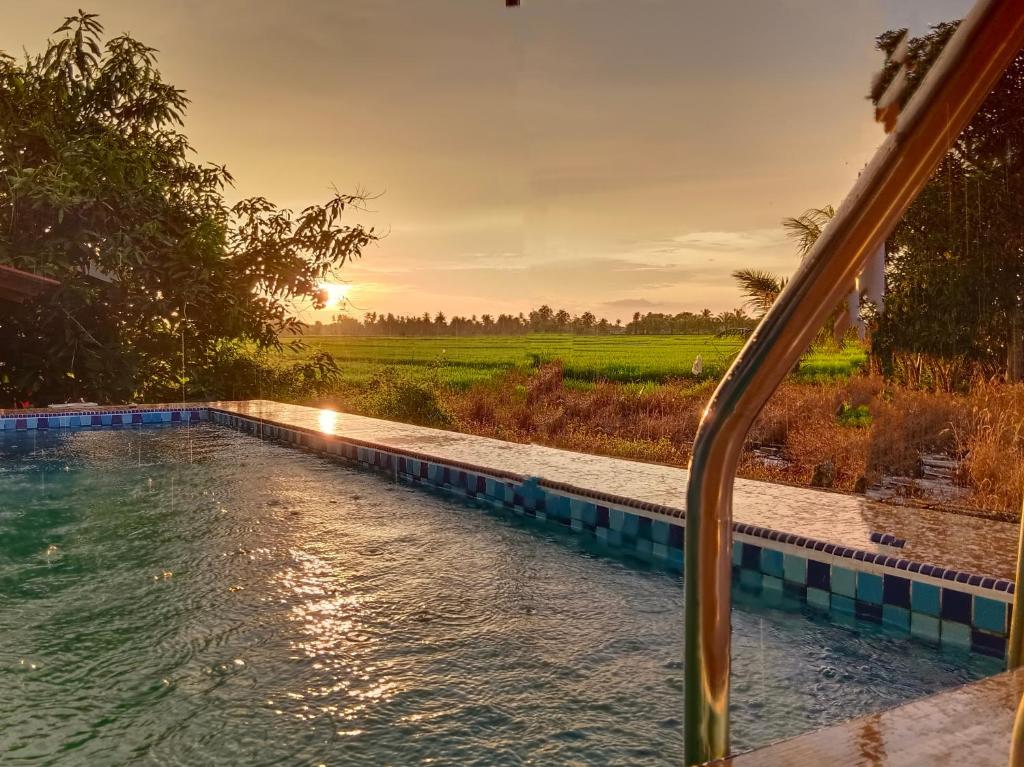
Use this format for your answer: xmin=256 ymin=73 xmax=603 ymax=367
xmin=318 ymin=408 xmax=338 ymax=434
xmin=318 ymin=282 xmax=350 ymax=309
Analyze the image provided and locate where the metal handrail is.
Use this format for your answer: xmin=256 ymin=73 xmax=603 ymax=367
xmin=683 ymin=2 xmax=1024 ymax=763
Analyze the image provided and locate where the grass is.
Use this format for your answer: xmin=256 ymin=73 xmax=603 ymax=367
xmin=284 ymin=334 xmax=867 ymax=386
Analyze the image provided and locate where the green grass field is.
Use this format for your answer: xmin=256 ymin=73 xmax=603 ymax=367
xmin=282 ymin=334 xmax=867 ymax=388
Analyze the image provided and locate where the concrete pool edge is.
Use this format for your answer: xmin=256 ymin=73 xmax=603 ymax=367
xmin=703 ymin=666 xmax=1024 ymax=766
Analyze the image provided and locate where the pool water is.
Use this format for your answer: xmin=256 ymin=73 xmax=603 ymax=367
xmin=0 ymin=425 xmax=999 ymax=765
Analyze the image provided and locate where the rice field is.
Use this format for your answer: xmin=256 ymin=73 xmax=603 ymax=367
xmin=283 ymin=334 xmax=867 ymax=387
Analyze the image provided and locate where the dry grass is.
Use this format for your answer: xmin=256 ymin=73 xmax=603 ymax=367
xmin=313 ymin=363 xmax=1024 ymax=518
xmin=952 ymin=383 xmax=1024 ymax=514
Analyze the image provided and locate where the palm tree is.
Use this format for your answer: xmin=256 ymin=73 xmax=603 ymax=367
xmin=781 ymin=205 xmax=835 ymax=258
xmin=731 ymin=268 xmax=787 ymax=318
xmin=734 ymin=204 xmax=847 ymax=347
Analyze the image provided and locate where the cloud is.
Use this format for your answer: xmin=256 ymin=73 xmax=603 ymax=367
xmin=601 ymin=297 xmax=665 ymax=309
xmin=666 ymin=228 xmax=788 ymax=252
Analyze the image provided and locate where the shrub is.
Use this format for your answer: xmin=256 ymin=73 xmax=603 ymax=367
xmin=176 ymin=343 xmax=341 ymax=403
xmin=364 ymin=367 xmax=452 ymax=428
xmin=837 ymin=403 xmax=872 ymax=428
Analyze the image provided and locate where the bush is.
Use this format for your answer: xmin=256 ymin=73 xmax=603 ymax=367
xmin=364 ymin=367 xmax=452 ymax=428
xmin=837 ymin=403 xmax=872 ymax=428
xmin=175 ymin=343 xmax=342 ymax=402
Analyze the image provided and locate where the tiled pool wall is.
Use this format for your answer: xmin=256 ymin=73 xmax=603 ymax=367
xmin=0 ymin=404 xmax=1009 ymax=660
xmin=0 ymin=404 xmax=207 ymax=430
xmin=208 ymin=408 xmax=1014 ymax=662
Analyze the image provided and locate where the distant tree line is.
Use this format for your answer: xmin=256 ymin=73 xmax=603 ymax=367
xmin=305 ymin=305 xmax=757 ymax=337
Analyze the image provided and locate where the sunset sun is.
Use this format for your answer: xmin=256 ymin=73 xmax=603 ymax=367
xmin=318 ymin=281 xmax=350 ymax=308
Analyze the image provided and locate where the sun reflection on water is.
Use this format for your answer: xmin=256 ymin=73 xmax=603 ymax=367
xmin=273 ymin=546 xmax=399 ymax=728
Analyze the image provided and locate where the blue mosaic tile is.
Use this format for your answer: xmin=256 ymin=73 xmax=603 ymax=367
xmin=621 ymin=512 xmax=640 ymax=538
xmin=806 ymin=559 xmax=830 ymax=591
xmin=669 ymin=524 xmax=683 ymax=549
xmin=732 ymin=543 xmax=744 ymax=567
xmin=807 ymin=587 xmax=830 ymax=610
xmin=911 ymin=582 xmax=941 ymax=616
xmin=740 ymin=568 xmax=763 ymax=590
xmin=763 ymin=575 xmax=784 ymax=592
xmin=761 ymin=549 xmax=784 ymax=579
xmin=941 ymin=588 xmax=972 ymax=624
xmin=972 ymin=630 xmax=1007 ymax=659
xmin=855 ymin=601 xmax=883 ymax=623
xmin=668 ymin=547 xmax=683 ymax=570
xmin=882 ymin=605 xmax=911 ymax=631
xmin=911 ymin=613 xmax=941 ymax=643
xmin=609 ymin=508 xmax=625 ymax=532
xmin=831 ymin=594 xmax=855 ymax=614
xmin=883 ymin=574 xmax=911 ymax=608
xmin=783 ymin=553 xmax=807 ymax=585
xmin=830 ymin=565 xmax=856 ymax=598
xmin=596 ymin=506 xmax=610 ymax=528
xmin=548 ymin=495 xmax=571 ymax=522
xmin=521 ymin=478 xmax=542 ymax=511
xmin=941 ymin=620 xmax=972 ymax=649
xmin=783 ymin=581 xmax=807 ymax=600
xmin=741 ymin=542 xmax=761 ymax=570
xmin=857 ymin=572 xmax=884 ymax=605
xmin=974 ymin=596 xmax=1007 ymax=634
xmin=651 ymin=520 xmax=670 ymax=545
xmin=652 ymin=542 xmax=669 ymax=561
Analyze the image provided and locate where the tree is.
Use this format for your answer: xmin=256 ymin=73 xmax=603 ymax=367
xmin=781 ymin=205 xmax=835 ymax=258
xmin=731 ymin=269 xmax=786 ymax=318
xmin=870 ymin=22 xmax=1024 ymax=383
xmin=0 ymin=12 xmax=376 ymax=404
xmin=734 ymin=205 xmax=845 ymax=346
xmin=553 ymin=308 xmax=571 ymax=331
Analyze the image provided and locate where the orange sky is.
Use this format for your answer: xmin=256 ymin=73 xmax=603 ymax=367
xmin=4 ymin=1 xmax=972 ymax=323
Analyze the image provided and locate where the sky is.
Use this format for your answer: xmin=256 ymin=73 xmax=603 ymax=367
xmin=4 ymin=0 xmax=973 ymax=323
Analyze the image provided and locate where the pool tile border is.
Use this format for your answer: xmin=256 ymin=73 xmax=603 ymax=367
xmin=206 ymin=406 xmax=1014 ymax=661
xmin=0 ymin=404 xmax=207 ymax=430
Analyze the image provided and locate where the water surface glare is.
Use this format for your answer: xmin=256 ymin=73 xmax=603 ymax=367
xmin=0 ymin=425 xmax=999 ymax=765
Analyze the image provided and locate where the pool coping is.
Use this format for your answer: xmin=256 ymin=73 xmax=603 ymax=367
xmin=1 ymin=400 xmax=1017 ymax=660
xmin=703 ymin=666 xmax=1024 ymax=766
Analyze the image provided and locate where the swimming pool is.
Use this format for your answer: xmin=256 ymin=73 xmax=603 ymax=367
xmin=0 ymin=424 xmax=999 ymax=765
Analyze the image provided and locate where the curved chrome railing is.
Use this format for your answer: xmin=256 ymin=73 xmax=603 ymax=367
xmin=683 ymin=2 xmax=1024 ymax=763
